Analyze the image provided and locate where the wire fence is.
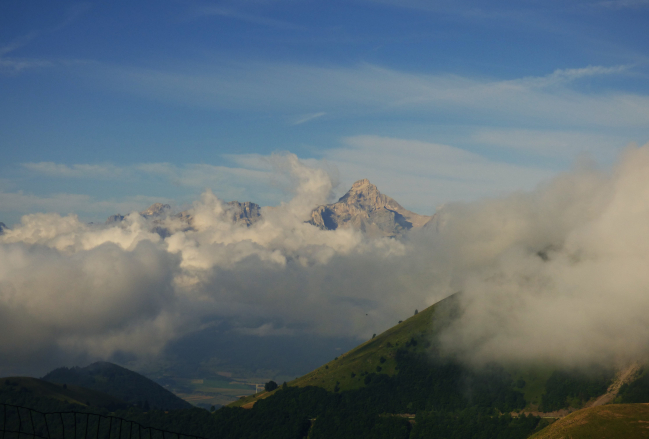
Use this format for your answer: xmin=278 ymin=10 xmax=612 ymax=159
xmin=0 ymin=404 xmax=209 ymax=439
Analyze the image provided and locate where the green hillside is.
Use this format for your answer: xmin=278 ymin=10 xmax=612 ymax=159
xmin=231 ymin=292 xmax=616 ymax=415
xmin=292 ymin=292 xmax=458 ymax=392
xmin=42 ymin=362 xmax=191 ymax=410
xmin=529 ymin=403 xmax=649 ymax=438
xmin=0 ymin=376 xmax=127 ymax=410
xmin=230 ymin=293 xmax=460 ymax=408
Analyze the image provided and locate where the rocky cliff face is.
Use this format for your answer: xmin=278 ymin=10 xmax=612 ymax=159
xmin=224 ymin=201 xmax=262 ymax=226
xmin=309 ymin=179 xmax=433 ymax=237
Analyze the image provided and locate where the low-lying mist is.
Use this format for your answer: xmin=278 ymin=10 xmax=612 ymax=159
xmin=435 ymin=145 xmax=649 ymax=368
xmin=2 ymin=145 xmax=649 ymax=376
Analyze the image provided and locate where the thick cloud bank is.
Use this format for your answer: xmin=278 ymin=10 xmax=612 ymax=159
xmin=0 ymin=155 xmax=434 ymax=375
xmin=434 ymin=144 xmax=649 ymax=368
xmin=3 ymin=146 xmax=649 ymax=375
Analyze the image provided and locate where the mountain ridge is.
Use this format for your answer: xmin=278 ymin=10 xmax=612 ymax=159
xmin=0 ymin=376 xmax=128 ymax=411
xmin=104 ymin=179 xmax=430 ymax=238
xmin=42 ymin=361 xmax=191 ymax=410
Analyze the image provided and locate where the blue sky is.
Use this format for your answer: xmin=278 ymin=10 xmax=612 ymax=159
xmin=1 ymin=0 xmax=649 ymax=225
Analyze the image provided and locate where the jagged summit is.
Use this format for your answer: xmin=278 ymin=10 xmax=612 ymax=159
xmin=310 ymin=179 xmax=433 ymax=237
xmin=140 ymin=203 xmax=171 ymax=218
xmin=338 ymin=178 xmax=386 ymax=207
xmin=0 ymin=222 xmax=6 ymax=235
xmin=352 ymin=178 xmax=370 ymax=189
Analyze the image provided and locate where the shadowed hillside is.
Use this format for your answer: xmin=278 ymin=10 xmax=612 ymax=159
xmin=43 ymin=362 xmax=191 ymax=410
xmin=0 ymin=377 xmax=127 ymax=411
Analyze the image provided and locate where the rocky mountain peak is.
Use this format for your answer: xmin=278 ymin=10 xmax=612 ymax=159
xmin=338 ymin=179 xmax=394 ymax=211
xmin=351 ymin=178 xmax=371 ymax=189
xmin=140 ymin=203 xmax=171 ymax=218
xmin=310 ymin=179 xmax=432 ymax=237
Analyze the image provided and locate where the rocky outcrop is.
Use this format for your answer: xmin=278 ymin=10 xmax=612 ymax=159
xmin=309 ymin=179 xmax=432 ymax=237
xmin=0 ymin=222 xmax=6 ymax=235
xmin=140 ymin=203 xmax=171 ymax=218
xmin=224 ymin=201 xmax=261 ymax=226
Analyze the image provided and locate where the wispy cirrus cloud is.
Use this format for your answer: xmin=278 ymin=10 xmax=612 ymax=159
xmin=9 ymin=160 xmax=290 ymax=223
xmin=596 ymin=0 xmax=649 ymax=8
xmin=0 ymin=191 xmax=173 ymax=226
xmin=92 ymin=61 xmax=647 ymax=129
xmin=135 ymin=162 xmax=278 ymax=199
xmin=23 ymin=161 xmax=275 ymax=188
xmin=22 ymin=162 xmax=125 ymax=179
xmin=471 ymin=129 xmax=629 ymax=161
xmin=512 ymin=65 xmax=632 ymax=88
xmin=292 ymin=112 xmax=327 ymax=125
xmin=0 ymin=32 xmax=52 ymax=74
xmin=319 ymin=135 xmax=555 ymax=214
xmin=190 ymin=5 xmax=305 ymax=30
xmin=0 ymin=3 xmax=90 ymax=75
xmin=15 ymin=133 xmax=554 ymax=223
xmin=0 ymin=32 xmax=39 ymax=57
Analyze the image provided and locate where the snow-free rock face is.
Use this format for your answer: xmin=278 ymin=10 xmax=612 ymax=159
xmin=225 ymin=201 xmax=261 ymax=226
xmin=309 ymin=179 xmax=433 ymax=237
xmin=140 ymin=203 xmax=171 ymax=218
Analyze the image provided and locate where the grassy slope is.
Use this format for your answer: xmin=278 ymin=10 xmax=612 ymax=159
xmin=529 ymin=403 xmax=649 ymax=439
xmin=0 ymin=377 xmax=127 ymax=408
xmin=229 ymin=294 xmax=458 ymax=408
xmin=508 ymin=366 xmax=557 ymax=409
xmin=228 ymin=292 xmax=615 ymax=412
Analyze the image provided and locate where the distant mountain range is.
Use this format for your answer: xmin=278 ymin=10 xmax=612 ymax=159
xmin=42 ymin=361 xmax=191 ymax=410
xmin=0 ymin=179 xmax=428 ymax=237
xmin=102 ymin=179 xmax=431 ymax=238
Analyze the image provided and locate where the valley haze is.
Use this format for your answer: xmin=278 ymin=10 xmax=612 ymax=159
xmin=3 ymin=147 xmax=649 ymax=379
